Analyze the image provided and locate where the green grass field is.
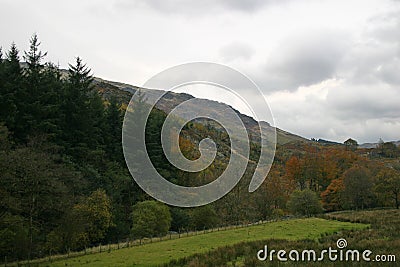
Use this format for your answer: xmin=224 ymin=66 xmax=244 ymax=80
xmin=40 ymin=218 xmax=366 ymax=267
xmin=166 ymin=209 xmax=399 ymax=266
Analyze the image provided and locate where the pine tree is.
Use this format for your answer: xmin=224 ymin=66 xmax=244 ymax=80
xmin=0 ymin=46 xmax=3 ymax=80
xmin=61 ymin=57 xmax=91 ymax=150
xmin=0 ymin=43 xmax=21 ymax=139
xmin=13 ymin=34 xmax=49 ymax=141
xmin=105 ymin=96 xmax=123 ymax=162
xmin=62 ymin=57 xmax=106 ymax=162
xmin=0 ymin=46 xmax=5 ymax=120
xmin=24 ymin=34 xmax=47 ymax=74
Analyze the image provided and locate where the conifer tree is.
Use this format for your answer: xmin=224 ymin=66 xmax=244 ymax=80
xmin=0 ymin=43 xmax=20 ymax=137
xmin=14 ymin=34 xmax=49 ymax=141
xmin=62 ymin=57 xmax=106 ymax=161
xmin=105 ymin=96 xmax=123 ymax=162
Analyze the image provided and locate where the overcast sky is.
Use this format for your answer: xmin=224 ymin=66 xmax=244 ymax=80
xmin=1 ymin=0 xmax=400 ymax=143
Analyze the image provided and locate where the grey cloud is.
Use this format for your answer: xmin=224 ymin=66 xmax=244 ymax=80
xmin=219 ymin=42 xmax=254 ymax=62
xmin=327 ymin=86 xmax=400 ymax=121
xmin=377 ymin=58 xmax=400 ymax=85
xmin=114 ymin=0 xmax=278 ymax=15
xmin=345 ymin=8 xmax=400 ymax=86
xmin=343 ymin=43 xmax=396 ymax=86
xmin=256 ymin=31 xmax=349 ymax=92
xmin=218 ymin=0 xmax=272 ymax=12
xmin=255 ymin=6 xmax=400 ymax=93
xmin=366 ymin=10 xmax=400 ymax=44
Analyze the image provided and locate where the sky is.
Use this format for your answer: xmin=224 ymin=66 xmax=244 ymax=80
xmin=1 ymin=0 xmax=400 ymax=143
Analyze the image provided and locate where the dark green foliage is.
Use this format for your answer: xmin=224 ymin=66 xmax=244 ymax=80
xmin=0 ymin=44 xmax=19 ymax=132
xmin=287 ymin=189 xmax=323 ymax=217
xmin=60 ymin=56 xmax=104 ymax=161
xmin=131 ymin=200 xmax=172 ymax=238
xmin=0 ymin=35 xmax=136 ymax=261
xmin=47 ymin=189 xmax=113 ymax=251
xmin=190 ymin=205 xmax=220 ymax=230
xmin=170 ymin=207 xmax=190 ymax=232
xmin=0 ymin=138 xmax=76 ymax=259
xmin=375 ymin=168 xmax=400 ymax=209
xmin=342 ymin=166 xmax=375 ymax=210
xmin=76 ymin=189 xmax=113 ymax=243
xmin=104 ymin=96 xmax=123 ymax=162
xmin=18 ymin=34 xmax=55 ymax=140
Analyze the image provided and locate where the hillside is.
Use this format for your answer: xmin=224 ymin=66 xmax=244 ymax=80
xmin=92 ymin=77 xmax=308 ymax=145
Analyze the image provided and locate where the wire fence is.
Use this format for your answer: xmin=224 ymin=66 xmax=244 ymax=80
xmin=4 ymin=218 xmax=292 ymax=267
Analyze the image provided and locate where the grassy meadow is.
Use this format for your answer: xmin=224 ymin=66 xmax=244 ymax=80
xmin=21 ymin=218 xmax=366 ymax=267
xmin=165 ymin=209 xmax=399 ymax=267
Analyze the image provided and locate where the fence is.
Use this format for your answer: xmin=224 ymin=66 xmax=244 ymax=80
xmin=4 ymin=219 xmax=289 ymax=267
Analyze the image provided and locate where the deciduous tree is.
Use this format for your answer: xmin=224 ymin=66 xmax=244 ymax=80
xmin=342 ymin=166 xmax=375 ymax=210
xmin=131 ymin=201 xmax=171 ymax=238
xmin=375 ymin=168 xmax=400 ymax=209
xmin=287 ymin=189 xmax=322 ymax=217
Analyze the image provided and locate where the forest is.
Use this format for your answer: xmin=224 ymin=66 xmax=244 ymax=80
xmin=1 ymin=35 xmax=400 ymax=263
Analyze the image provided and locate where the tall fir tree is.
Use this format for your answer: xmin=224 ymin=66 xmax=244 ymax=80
xmin=62 ymin=57 xmax=106 ymax=162
xmin=14 ymin=34 xmax=47 ymax=141
xmin=0 ymin=43 xmax=21 ymax=138
xmin=105 ymin=96 xmax=123 ymax=162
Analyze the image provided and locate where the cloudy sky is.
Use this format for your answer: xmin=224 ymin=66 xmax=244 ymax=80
xmin=1 ymin=0 xmax=400 ymax=143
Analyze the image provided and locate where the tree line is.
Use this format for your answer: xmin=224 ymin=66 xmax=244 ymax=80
xmin=0 ymin=34 xmax=140 ymax=261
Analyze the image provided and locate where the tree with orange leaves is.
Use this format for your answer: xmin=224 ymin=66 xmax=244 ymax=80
xmin=321 ymin=178 xmax=344 ymax=211
xmin=285 ymin=156 xmax=305 ymax=190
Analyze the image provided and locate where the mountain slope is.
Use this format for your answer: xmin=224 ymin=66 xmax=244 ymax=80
xmin=93 ymin=77 xmax=308 ymax=145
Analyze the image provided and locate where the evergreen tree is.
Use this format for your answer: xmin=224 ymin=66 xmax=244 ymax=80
xmin=0 ymin=46 xmax=3 ymax=92
xmin=87 ymin=89 xmax=105 ymax=149
xmin=105 ymin=96 xmax=123 ymax=162
xmin=20 ymin=34 xmax=47 ymax=138
xmin=14 ymin=34 xmax=64 ymax=142
xmin=62 ymin=57 xmax=104 ymax=161
xmin=0 ymin=43 xmax=20 ymax=138
xmin=24 ymin=34 xmax=47 ymax=74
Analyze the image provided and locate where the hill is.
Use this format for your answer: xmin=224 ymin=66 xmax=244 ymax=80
xmin=92 ymin=77 xmax=308 ymax=145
